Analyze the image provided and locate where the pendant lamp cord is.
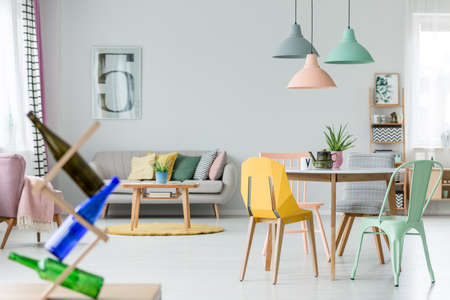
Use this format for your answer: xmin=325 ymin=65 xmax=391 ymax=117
xmin=310 ymin=0 xmax=313 ymax=54
xmin=294 ymin=0 xmax=297 ymax=24
xmin=347 ymin=0 xmax=351 ymax=28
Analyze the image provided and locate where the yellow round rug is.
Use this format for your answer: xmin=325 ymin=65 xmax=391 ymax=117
xmin=107 ymin=223 xmax=224 ymax=236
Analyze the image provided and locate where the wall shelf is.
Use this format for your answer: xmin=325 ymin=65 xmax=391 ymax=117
xmin=372 ymin=141 xmax=403 ymax=144
xmin=369 ymin=86 xmax=407 ymax=213
xmin=408 ymin=168 xmax=450 ymax=201
xmin=372 ymin=123 xmax=402 ymax=126
xmin=372 ymin=104 xmax=402 ymax=108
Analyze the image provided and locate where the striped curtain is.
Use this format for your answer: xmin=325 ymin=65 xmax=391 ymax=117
xmin=21 ymin=0 xmax=48 ymax=176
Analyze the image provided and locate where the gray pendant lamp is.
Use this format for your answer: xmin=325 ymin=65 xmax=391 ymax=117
xmin=273 ymin=0 xmax=318 ymax=59
xmin=325 ymin=0 xmax=374 ymax=64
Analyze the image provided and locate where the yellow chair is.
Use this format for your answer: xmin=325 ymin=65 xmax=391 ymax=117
xmin=240 ymin=157 xmax=318 ymax=284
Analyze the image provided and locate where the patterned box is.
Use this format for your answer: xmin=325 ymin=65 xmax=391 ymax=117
xmin=395 ymin=192 xmax=404 ymax=208
xmin=372 ymin=126 xmax=403 ymax=143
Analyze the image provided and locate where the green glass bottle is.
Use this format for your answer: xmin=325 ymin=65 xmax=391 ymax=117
xmin=9 ymin=252 xmax=103 ymax=299
xmin=27 ymin=112 xmax=104 ymax=197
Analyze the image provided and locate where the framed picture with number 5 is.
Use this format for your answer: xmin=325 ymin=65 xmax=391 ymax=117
xmin=92 ymin=46 xmax=142 ymax=119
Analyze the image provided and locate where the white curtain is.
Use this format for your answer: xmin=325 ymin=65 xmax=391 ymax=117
xmin=0 ymin=0 xmax=37 ymax=174
xmin=405 ymin=0 xmax=450 ymax=153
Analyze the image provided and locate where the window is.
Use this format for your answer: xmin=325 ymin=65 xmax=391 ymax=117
xmin=0 ymin=0 xmax=44 ymax=175
xmin=408 ymin=14 xmax=450 ymax=148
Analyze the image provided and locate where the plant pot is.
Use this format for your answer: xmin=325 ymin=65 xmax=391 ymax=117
xmin=331 ymin=151 xmax=343 ymax=169
xmin=156 ymin=171 xmax=168 ymax=184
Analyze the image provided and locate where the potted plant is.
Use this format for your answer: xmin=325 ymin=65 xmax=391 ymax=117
xmin=324 ymin=124 xmax=356 ymax=169
xmin=153 ymin=161 xmax=170 ymax=184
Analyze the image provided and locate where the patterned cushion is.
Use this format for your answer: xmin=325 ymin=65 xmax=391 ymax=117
xmin=193 ymin=151 xmax=217 ymax=180
xmin=337 ymin=153 xmax=394 ymax=214
xmin=209 ymin=152 xmax=227 ymax=180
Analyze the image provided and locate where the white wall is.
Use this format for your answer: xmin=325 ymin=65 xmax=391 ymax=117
xmin=39 ymin=0 xmax=406 ymax=216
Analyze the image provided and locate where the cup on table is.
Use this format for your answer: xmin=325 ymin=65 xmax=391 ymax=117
xmin=443 ymin=190 xmax=448 ymax=199
xmin=300 ymin=157 xmax=311 ymax=170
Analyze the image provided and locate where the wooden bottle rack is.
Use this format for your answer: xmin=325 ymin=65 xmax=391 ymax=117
xmin=31 ymin=122 xmax=108 ymax=300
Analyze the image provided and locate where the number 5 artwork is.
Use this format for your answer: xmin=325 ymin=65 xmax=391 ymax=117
xmin=92 ymin=47 xmax=141 ymax=120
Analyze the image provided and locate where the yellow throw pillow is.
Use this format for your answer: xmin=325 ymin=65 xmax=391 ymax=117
xmin=147 ymin=152 xmax=178 ymax=180
xmin=128 ymin=154 xmax=156 ymax=180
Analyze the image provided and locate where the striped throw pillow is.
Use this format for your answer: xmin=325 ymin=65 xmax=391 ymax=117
xmin=193 ymin=151 xmax=217 ymax=180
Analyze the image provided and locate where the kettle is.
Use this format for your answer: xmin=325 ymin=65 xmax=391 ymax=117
xmin=309 ymin=149 xmax=333 ymax=169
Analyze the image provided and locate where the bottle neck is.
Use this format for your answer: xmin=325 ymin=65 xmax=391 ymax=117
xmin=27 ymin=111 xmax=63 ymax=152
xmin=9 ymin=252 xmax=40 ymax=272
xmin=27 ymin=111 xmax=44 ymax=130
xmin=77 ymin=177 xmax=120 ymax=221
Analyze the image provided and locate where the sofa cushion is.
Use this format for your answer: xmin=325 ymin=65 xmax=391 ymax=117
xmin=106 ymin=179 xmax=223 ymax=194
xmin=183 ymin=180 xmax=223 ymax=194
xmin=193 ymin=151 xmax=216 ymax=180
xmin=148 ymin=152 xmax=178 ymax=180
xmin=209 ymin=151 xmax=227 ymax=180
xmin=91 ymin=151 xmax=212 ymax=179
xmin=172 ymin=154 xmax=201 ymax=181
xmin=127 ymin=154 xmax=156 ymax=180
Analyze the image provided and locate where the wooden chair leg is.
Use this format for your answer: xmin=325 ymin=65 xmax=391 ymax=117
xmin=382 ymin=231 xmax=390 ymax=250
xmin=240 ymin=217 xmax=256 ymax=281
xmin=54 ymin=214 xmax=62 ymax=227
xmin=37 ymin=232 xmax=41 ymax=243
xmin=262 ymin=224 xmax=269 ymax=256
xmin=101 ymin=204 xmax=110 ymax=219
xmin=307 ymin=218 xmax=319 ymax=277
xmin=336 ymin=213 xmax=350 ymax=249
xmin=300 ymin=220 xmax=309 ymax=255
xmin=1 ymin=219 xmax=15 ymax=249
xmin=265 ymin=224 xmax=273 ymax=271
xmin=213 ymin=204 xmax=220 ymax=221
xmin=314 ymin=207 xmax=330 ymax=260
xmin=272 ymin=219 xmax=285 ymax=285
xmin=338 ymin=216 xmax=355 ymax=256
xmin=373 ymin=227 xmax=385 ymax=264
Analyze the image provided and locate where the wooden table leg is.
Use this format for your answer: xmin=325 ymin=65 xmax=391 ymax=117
xmin=130 ymin=189 xmax=138 ymax=231
xmin=331 ymin=174 xmax=336 ymax=280
xmin=181 ymin=188 xmax=191 ymax=228
xmin=134 ymin=189 xmax=142 ymax=229
xmin=386 ymin=173 xmax=397 ymax=216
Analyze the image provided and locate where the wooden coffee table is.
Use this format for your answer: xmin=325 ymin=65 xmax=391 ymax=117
xmin=121 ymin=181 xmax=199 ymax=230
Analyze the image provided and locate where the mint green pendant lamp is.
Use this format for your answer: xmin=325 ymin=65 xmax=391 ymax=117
xmin=325 ymin=0 xmax=374 ymax=64
xmin=273 ymin=0 xmax=318 ymax=58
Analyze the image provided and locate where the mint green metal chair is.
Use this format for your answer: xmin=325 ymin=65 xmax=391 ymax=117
xmin=350 ymin=160 xmax=443 ymax=286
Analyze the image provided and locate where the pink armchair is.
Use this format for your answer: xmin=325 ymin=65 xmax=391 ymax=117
xmin=0 ymin=153 xmax=62 ymax=249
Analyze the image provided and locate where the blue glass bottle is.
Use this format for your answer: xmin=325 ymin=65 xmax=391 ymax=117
xmin=45 ymin=177 xmax=119 ymax=260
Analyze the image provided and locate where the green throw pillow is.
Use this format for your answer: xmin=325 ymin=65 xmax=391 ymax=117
xmin=172 ymin=154 xmax=201 ymax=181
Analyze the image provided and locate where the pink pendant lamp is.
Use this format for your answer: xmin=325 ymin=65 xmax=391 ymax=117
xmin=288 ymin=0 xmax=336 ymax=89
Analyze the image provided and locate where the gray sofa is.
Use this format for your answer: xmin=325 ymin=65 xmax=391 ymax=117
xmin=89 ymin=151 xmax=237 ymax=218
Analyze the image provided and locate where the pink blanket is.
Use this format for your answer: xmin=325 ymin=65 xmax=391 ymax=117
xmin=17 ymin=176 xmax=62 ymax=232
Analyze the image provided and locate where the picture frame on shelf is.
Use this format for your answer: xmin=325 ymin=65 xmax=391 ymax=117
xmin=91 ymin=46 xmax=142 ymax=120
xmin=374 ymin=73 xmax=400 ymax=105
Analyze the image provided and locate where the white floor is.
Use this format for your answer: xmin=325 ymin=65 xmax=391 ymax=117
xmin=1 ymin=216 xmax=449 ymax=300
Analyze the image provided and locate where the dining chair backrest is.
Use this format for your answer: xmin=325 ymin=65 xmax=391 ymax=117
xmin=338 ymin=153 xmax=395 ymax=214
xmin=259 ymin=152 xmax=308 ymax=203
xmin=241 ymin=157 xmax=302 ymax=220
xmin=379 ymin=160 xmax=443 ymax=224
